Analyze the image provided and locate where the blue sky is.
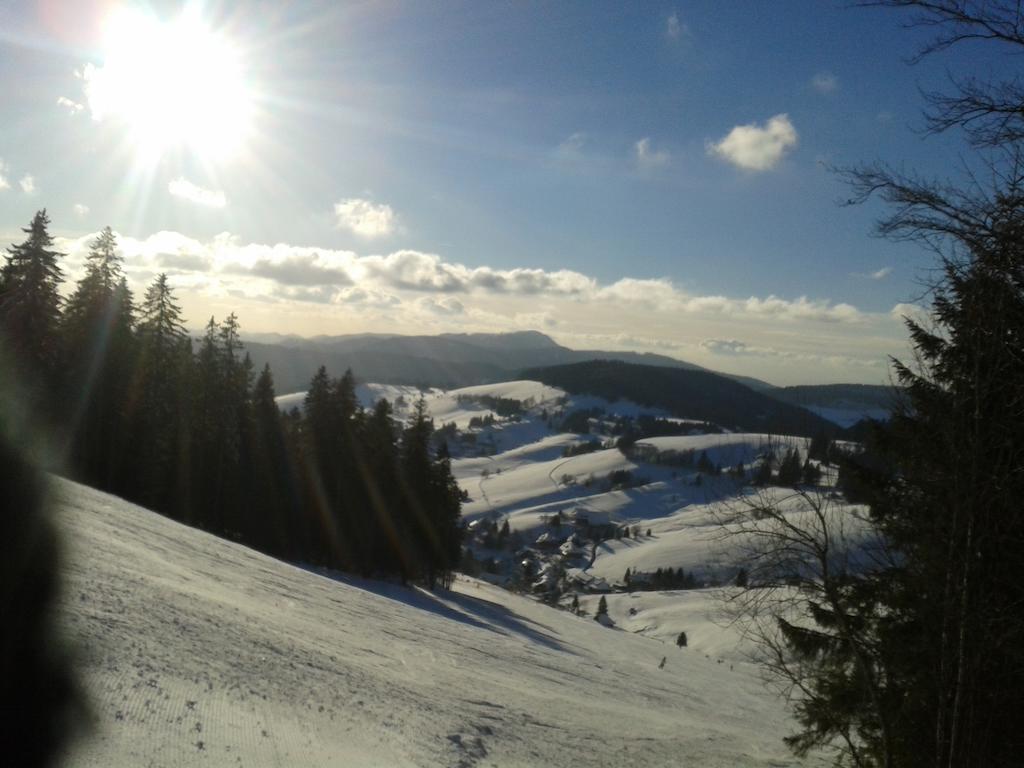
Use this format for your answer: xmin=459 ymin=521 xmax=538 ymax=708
xmin=0 ymin=1 xmax=1006 ymax=384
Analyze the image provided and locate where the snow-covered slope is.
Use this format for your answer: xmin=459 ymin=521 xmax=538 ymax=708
xmin=275 ymin=382 xmax=432 ymax=414
xmin=54 ymin=478 xmax=820 ymax=767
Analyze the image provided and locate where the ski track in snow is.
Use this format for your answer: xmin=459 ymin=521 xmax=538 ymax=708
xmin=55 ymin=477 xmax=823 ymax=767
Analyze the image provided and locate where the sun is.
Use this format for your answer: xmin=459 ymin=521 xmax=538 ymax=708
xmin=86 ymin=7 xmax=253 ymax=163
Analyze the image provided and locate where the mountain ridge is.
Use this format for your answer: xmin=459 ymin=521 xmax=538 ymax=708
xmin=237 ymin=330 xmax=775 ymax=393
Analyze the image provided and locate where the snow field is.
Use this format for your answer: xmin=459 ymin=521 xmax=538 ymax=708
xmin=53 ymin=478 xmax=822 ymax=767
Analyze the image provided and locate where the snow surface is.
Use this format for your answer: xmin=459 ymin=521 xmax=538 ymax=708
xmin=275 ymin=383 xmax=433 ymax=415
xmin=54 ymin=478 xmax=823 ymax=767
xmin=574 ymin=590 xmax=755 ymax=663
xmin=446 ymin=380 xmax=565 ymax=407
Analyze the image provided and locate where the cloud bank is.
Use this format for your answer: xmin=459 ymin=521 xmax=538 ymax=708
xmin=49 ymin=229 xmax=909 ymax=384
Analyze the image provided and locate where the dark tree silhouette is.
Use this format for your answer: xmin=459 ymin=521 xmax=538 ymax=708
xmin=62 ymin=227 xmax=136 ymax=490
xmin=0 ymin=210 xmax=65 ymax=419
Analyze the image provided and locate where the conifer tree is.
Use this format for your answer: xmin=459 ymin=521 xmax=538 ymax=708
xmin=0 ymin=210 xmax=65 ymax=417
xmin=358 ymin=398 xmax=401 ymax=574
xmin=132 ymin=274 xmax=190 ymax=512
xmin=248 ymin=363 xmax=287 ymax=554
xmin=62 ymin=227 xmax=135 ymax=488
xmin=696 ymin=450 xmax=715 ymax=474
xmin=752 ymin=455 xmax=773 ymax=486
xmin=191 ymin=316 xmax=250 ymax=533
xmin=776 ymin=448 xmax=803 ymax=487
xmin=396 ymin=396 xmax=463 ymax=587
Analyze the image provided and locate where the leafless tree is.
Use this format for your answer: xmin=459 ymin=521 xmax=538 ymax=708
xmin=712 ymin=486 xmax=893 ymax=767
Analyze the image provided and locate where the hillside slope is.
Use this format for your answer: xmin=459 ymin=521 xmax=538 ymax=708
xmin=524 ymin=360 xmax=837 ymax=438
xmin=54 ymin=479 xmax=819 ymax=767
xmin=768 ymin=383 xmax=896 ymax=428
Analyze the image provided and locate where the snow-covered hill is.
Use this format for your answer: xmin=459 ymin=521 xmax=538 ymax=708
xmin=54 ymin=478 xmax=821 ymax=767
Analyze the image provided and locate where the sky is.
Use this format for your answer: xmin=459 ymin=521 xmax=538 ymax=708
xmin=0 ymin=1 xmax=1008 ymax=385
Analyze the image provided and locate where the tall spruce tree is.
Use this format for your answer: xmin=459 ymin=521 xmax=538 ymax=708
xmin=733 ymin=4 xmax=1024 ymax=766
xmin=356 ymin=398 xmax=401 ymax=575
xmin=398 ymin=396 xmax=436 ymax=584
xmin=837 ymin=4 xmax=1024 ymax=765
xmin=429 ymin=441 xmax=464 ymax=589
xmin=132 ymin=274 xmax=190 ymax=513
xmin=0 ymin=210 xmax=65 ymax=419
xmin=248 ymin=363 xmax=288 ymax=555
xmin=62 ymin=227 xmax=136 ymax=488
xmin=191 ymin=317 xmax=251 ymax=533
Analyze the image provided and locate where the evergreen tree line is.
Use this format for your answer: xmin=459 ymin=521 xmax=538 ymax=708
xmin=0 ymin=211 xmax=462 ymax=587
xmin=622 ymin=566 xmax=699 ymax=591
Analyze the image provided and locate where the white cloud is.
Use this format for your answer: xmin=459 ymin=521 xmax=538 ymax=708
xmin=335 ymin=287 xmax=401 ymax=309
xmin=852 ymin=266 xmax=893 ymax=280
xmin=700 ymin=337 xmax=884 ymax=370
xmin=810 ymin=71 xmax=838 ymax=94
xmin=274 ymin=285 xmax=339 ymax=304
xmin=738 ymin=295 xmax=861 ymax=323
xmin=707 ymin=114 xmax=798 ymax=172
xmin=556 ymin=132 xmax=587 ymax=157
xmin=57 ymin=95 xmax=84 ymax=114
xmin=635 ymin=137 xmax=671 ymax=170
xmin=515 ymin=312 xmax=559 ymax=329
xmin=666 ymin=12 xmax=687 ymax=40
xmin=700 ymin=338 xmax=753 ymax=355
xmin=19 ymin=175 xmax=35 ymax=194
xmin=416 ymin=296 xmax=465 ymax=316
xmin=0 ymin=159 xmax=9 ymax=190
xmin=890 ymin=302 xmax=929 ymax=325
xmin=359 ymin=250 xmax=596 ymax=296
xmin=362 ymin=250 xmax=466 ymax=292
xmin=73 ymin=203 xmax=90 ymax=218
xmin=168 ymin=177 xmax=227 ymax=208
xmin=468 ymin=266 xmax=594 ymax=295
xmin=246 ymin=253 xmax=351 ymax=287
xmin=598 ymin=278 xmax=679 ymax=308
xmin=334 ymin=198 xmax=397 ymax=238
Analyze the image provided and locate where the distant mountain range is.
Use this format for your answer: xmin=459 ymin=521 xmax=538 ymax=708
xmin=239 ymin=330 xmax=773 ymax=394
xmin=770 ymin=383 xmax=899 ymax=411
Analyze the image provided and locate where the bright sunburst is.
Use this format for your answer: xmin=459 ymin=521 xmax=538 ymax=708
xmin=86 ymin=7 xmax=253 ymax=163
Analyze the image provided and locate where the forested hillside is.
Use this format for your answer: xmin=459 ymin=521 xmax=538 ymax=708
xmin=524 ymin=360 xmax=838 ymax=438
xmin=0 ymin=213 xmax=462 ymax=588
